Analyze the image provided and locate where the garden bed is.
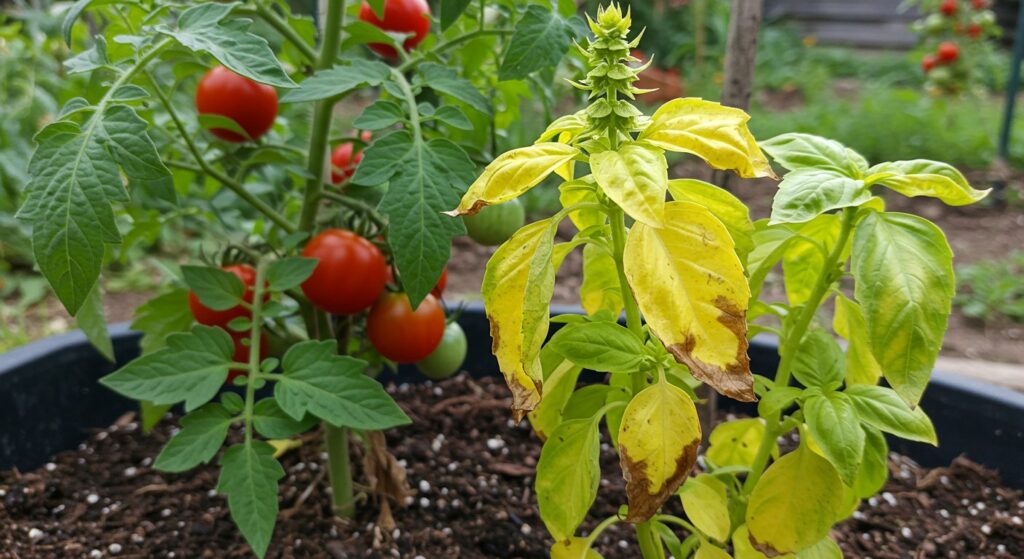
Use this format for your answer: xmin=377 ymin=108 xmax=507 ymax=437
xmin=2 ymin=375 xmax=1023 ymax=558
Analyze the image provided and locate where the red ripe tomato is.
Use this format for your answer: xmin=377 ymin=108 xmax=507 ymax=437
xmin=330 ymin=143 xmax=363 ymax=184
xmin=967 ymin=23 xmax=983 ymax=38
xmin=360 ymin=130 xmax=373 ymax=143
xmin=196 ymin=66 xmax=278 ymax=143
xmin=940 ymin=0 xmax=958 ymax=16
xmin=358 ymin=0 xmax=431 ymax=58
xmin=921 ymin=55 xmax=938 ymax=72
xmin=432 ymin=265 xmax=448 ymax=298
xmin=301 ymin=229 xmax=388 ymax=314
xmin=227 ymin=331 xmax=269 ymax=383
xmin=937 ymin=41 xmax=960 ymax=63
xmin=972 ymin=0 xmax=987 ymax=8
xmin=367 ymin=292 xmax=445 ymax=363
xmin=189 ymin=264 xmax=261 ymax=327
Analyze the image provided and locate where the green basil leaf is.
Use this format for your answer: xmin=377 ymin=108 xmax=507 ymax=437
xmin=803 ymin=392 xmax=864 ymax=486
xmin=845 ymin=384 xmax=938 ymax=445
xmin=536 ymin=418 xmax=601 ymax=541
xmin=548 ymin=321 xmax=647 ymax=373
xmin=761 ymin=133 xmax=867 ymax=177
xmin=769 ymin=169 xmax=870 ymax=225
xmin=791 ymin=329 xmax=845 ymax=391
xmin=865 ymin=159 xmax=989 ymax=206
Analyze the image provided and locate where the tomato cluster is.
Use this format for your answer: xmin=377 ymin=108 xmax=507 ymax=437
xmin=915 ymin=0 xmax=998 ymax=95
xmin=195 ymin=67 xmax=278 ymax=143
xmin=187 ymin=264 xmax=268 ymax=376
xmin=358 ymin=0 xmax=431 ymax=59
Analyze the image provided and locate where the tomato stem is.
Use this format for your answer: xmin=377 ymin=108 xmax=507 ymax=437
xmin=251 ymin=3 xmax=318 ymax=64
xmin=608 ymin=206 xmax=645 ymax=394
xmin=324 ymin=424 xmax=355 ymax=518
xmin=741 ymin=207 xmax=858 ymax=494
xmin=242 ymin=260 xmax=269 ymax=446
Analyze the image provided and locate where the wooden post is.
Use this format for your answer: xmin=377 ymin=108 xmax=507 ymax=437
xmin=702 ymin=0 xmax=764 ymax=445
xmin=709 ymin=0 xmax=764 ymax=189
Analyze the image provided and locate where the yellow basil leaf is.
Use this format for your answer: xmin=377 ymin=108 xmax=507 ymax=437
xmin=450 ymin=142 xmax=579 ymax=215
xmin=559 ymin=178 xmax=605 ymax=231
xmin=528 ymin=348 xmax=583 ymax=441
xmin=706 ymin=418 xmax=776 ymax=469
xmin=865 ymin=159 xmax=989 ymax=206
xmin=745 ymin=444 xmax=844 ymax=555
xmin=590 ymin=142 xmax=668 ymax=228
xmin=624 ymin=201 xmax=754 ymax=401
xmin=537 ymin=111 xmax=589 ymax=144
xmin=555 ymin=132 xmax=576 ymax=181
xmin=638 ymin=98 xmax=776 ymax=179
xmin=667 ymin=178 xmax=754 ymax=261
xmin=696 ymin=543 xmax=734 ymax=559
xmin=617 ymin=382 xmax=701 ymax=521
xmin=482 ymin=219 xmax=561 ymax=418
xmin=680 ymin=474 xmax=731 ymax=542
xmin=580 ymin=243 xmax=624 ymax=317
xmin=550 ymin=537 xmax=605 ymax=559
xmin=832 ymin=294 xmax=882 ymax=386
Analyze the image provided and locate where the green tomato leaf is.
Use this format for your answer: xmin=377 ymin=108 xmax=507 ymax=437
xmin=499 ymin=5 xmax=576 ymax=81
xmin=252 ymin=398 xmax=317 ymax=439
xmin=156 ymin=3 xmax=295 ymax=88
xmin=353 ymin=99 xmax=406 ymax=130
xmin=274 ymin=341 xmax=410 ymax=430
xmin=19 ymin=105 xmax=170 ymax=315
xmin=769 ymin=169 xmax=870 ymax=225
xmin=440 ymin=0 xmax=473 ymax=30
xmin=865 ymin=159 xmax=989 ymax=206
xmin=852 ymin=212 xmax=954 ymax=405
xmin=761 ymin=133 xmax=867 ymax=177
xmin=353 ymin=131 xmax=475 ymax=307
xmin=535 ymin=418 xmax=601 ymax=541
xmin=100 ymin=325 xmax=234 ymax=411
xmin=431 ymin=105 xmax=473 ymax=130
xmin=791 ymin=329 xmax=845 ymax=390
xmin=217 ymin=441 xmax=284 ymax=558
xmin=415 ymin=63 xmax=490 ymax=115
xmin=845 ymin=384 xmax=938 ymax=444
xmin=154 ymin=403 xmax=233 ymax=473
xmin=64 ymin=37 xmax=108 ymax=74
xmin=279 ymin=59 xmax=390 ymax=103
xmin=265 ymin=257 xmax=317 ymax=292
xmin=547 ymin=321 xmax=647 ymax=373
xmin=141 ymin=401 xmax=173 ymax=433
xmin=181 ymin=265 xmax=245 ymax=311
xmin=131 ymin=288 xmax=195 ymax=355
xmin=76 ymin=282 xmax=114 ymax=362
xmin=340 ymin=20 xmax=400 ymax=51
xmin=803 ymin=392 xmax=864 ymax=486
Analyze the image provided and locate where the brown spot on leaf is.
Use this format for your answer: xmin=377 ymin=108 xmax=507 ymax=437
xmin=487 ymin=314 xmax=541 ymax=423
xmin=618 ymin=436 xmax=700 ymax=522
xmin=665 ymin=296 xmax=756 ymax=402
xmin=443 ymin=199 xmax=490 ymax=217
xmin=749 ymin=530 xmax=788 ymax=557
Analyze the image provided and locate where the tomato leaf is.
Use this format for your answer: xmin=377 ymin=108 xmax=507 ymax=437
xmin=431 ymin=105 xmax=473 ymax=130
xmin=803 ymin=392 xmax=864 ymax=486
xmin=851 ymin=211 xmax=953 ymax=405
xmin=536 ymin=418 xmax=601 ymax=541
xmin=265 ymin=257 xmax=317 ymax=292
xmin=156 ymin=3 xmax=295 ymax=88
xmin=279 ymin=59 xmax=390 ymax=103
xmin=131 ymin=288 xmax=195 ymax=355
xmin=76 ymin=281 xmax=114 ymax=362
xmin=499 ymin=5 xmax=576 ymax=81
xmin=19 ymin=105 xmax=170 ymax=314
xmin=252 ymin=398 xmax=317 ymax=439
xmin=547 ymin=321 xmax=647 ymax=373
xmin=353 ymin=99 xmax=406 ymax=130
xmin=274 ymin=341 xmax=410 ymax=430
xmin=100 ymin=325 xmax=234 ymax=411
xmin=440 ymin=0 xmax=473 ymax=30
xmin=154 ymin=403 xmax=233 ymax=473
xmin=414 ymin=63 xmax=490 ymax=115
xmin=353 ymin=131 xmax=475 ymax=308
xmin=181 ymin=265 xmax=245 ymax=311
xmin=217 ymin=441 xmax=284 ymax=559
xmin=844 ymin=384 xmax=937 ymax=444
xmin=761 ymin=133 xmax=867 ymax=177
xmin=769 ymin=168 xmax=871 ymax=225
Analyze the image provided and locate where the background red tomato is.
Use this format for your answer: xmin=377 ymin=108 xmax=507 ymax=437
xmin=227 ymin=331 xmax=268 ymax=383
xmin=358 ymin=0 xmax=431 ymax=58
xmin=196 ymin=66 xmax=278 ymax=142
xmin=937 ymin=41 xmax=960 ymax=63
xmin=189 ymin=264 xmax=261 ymax=327
xmin=301 ymin=229 xmax=388 ymax=314
xmin=367 ymin=292 xmax=445 ymax=363
xmin=432 ymin=265 xmax=448 ymax=298
xmin=330 ymin=143 xmax=363 ymax=184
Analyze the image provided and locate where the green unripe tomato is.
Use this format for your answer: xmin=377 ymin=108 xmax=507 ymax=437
xmin=924 ymin=13 xmax=945 ymax=34
xmin=929 ymin=66 xmax=953 ymax=83
xmin=463 ymin=198 xmax=526 ymax=246
xmin=415 ymin=321 xmax=468 ymax=380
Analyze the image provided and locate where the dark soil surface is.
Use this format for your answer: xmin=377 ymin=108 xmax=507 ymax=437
xmin=2 ymin=376 xmax=1022 ymax=558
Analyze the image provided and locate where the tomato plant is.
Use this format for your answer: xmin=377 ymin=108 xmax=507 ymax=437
xmin=415 ymin=320 xmax=467 ymax=380
xmin=25 ymin=0 xmax=583 ymax=554
xmin=912 ymin=0 xmax=1000 ymax=95
xmin=463 ymin=197 xmax=526 ymax=246
xmin=301 ymin=228 xmax=388 ymax=314
xmin=367 ymin=291 xmax=445 ymax=363
xmin=452 ymin=5 xmax=988 ymax=557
